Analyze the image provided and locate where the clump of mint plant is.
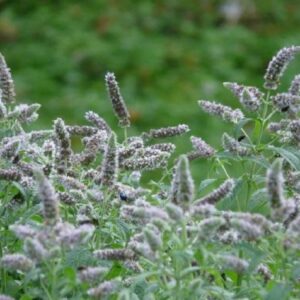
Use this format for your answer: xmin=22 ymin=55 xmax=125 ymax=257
xmin=0 ymin=47 xmax=300 ymax=299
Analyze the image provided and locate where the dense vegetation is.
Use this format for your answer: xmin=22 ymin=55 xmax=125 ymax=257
xmin=1 ymin=44 xmax=300 ymax=299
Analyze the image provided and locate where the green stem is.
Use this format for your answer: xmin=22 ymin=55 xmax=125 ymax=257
xmin=216 ymin=158 xmax=230 ymax=179
xmin=123 ymin=127 xmax=128 ymax=144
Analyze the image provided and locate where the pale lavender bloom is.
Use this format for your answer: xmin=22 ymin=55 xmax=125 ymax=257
xmin=77 ymin=131 xmax=108 ymax=165
xmin=66 ymin=125 xmax=98 ymax=136
xmin=0 ymin=140 xmax=19 ymax=159
xmin=271 ymin=93 xmax=300 ymax=114
xmin=85 ymin=111 xmax=111 ymax=133
xmin=53 ymin=118 xmax=72 ymax=174
xmin=24 ymin=238 xmax=48 ymax=262
xmin=128 ymin=240 xmax=154 ymax=259
xmin=86 ymin=189 xmax=104 ymax=202
xmin=78 ymin=266 xmax=108 ymax=283
xmin=42 ymin=140 xmax=55 ymax=157
xmin=221 ymin=255 xmax=249 ymax=274
xmin=0 ymin=91 xmax=7 ymax=118
xmin=169 ymin=155 xmax=194 ymax=210
xmin=223 ymin=82 xmax=262 ymax=111
xmin=0 ymin=294 xmax=15 ymax=300
xmin=230 ymin=219 xmax=262 ymax=241
xmin=149 ymin=143 xmax=176 ymax=153
xmin=95 ymin=132 xmax=118 ymax=186
xmin=88 ymin=280 xmax=120 ymax=298
xmin=144 ymin=228 xmax=162 ymax=252
xmin=58 ymin=192 xmax=75 ymax=205
xmin=53 ymin=174 xmax=85 ymax=190
xmin=58 ymin=224 xmax=95 ymax=247
xmin=0 ymin=53 xmax=15 ymax=103
xmin=105 ymin=72 xmax=130 ymax=127
xmin=121 ymin=151 xmax=170 ymax=171
xmin=198 ymin=100 xmax=244 ymax=123
xmin=264 ymin=46 xmax=300 ymax=90
xmin=121 ymin=205 xmax=169 ymax=222
xmin=1 ymin=254 xmax=33 ymax=272
xmin=165 ymin=203 xmax=184 ymax=221
xmin=7 ymin=104 xmax=40 ymax=124
xmin=289 ymin=74 xmax=300 ymax=95
xmin=190 ymin=136 xmax=215 ymax=158
xmin=94 ymin=248 xmax=135 ymax=261
xmin=124 ymin=260 xmax=143 ymax=272
xmin=114 ymin=183 xmax=147 ymax=202
xmin=289 ymin=120 xmax=300 ymax=142
xmin=266 ymin=159 xmax=284 ymax=209
xmin=256 ymin=264 xmax=272 ymax=283
xmin=268 ymin=120 xmax=290 ymax=133
xmin=219 ymin=230 xmax=240 ymax=244
xmin=190 ymin=203 xmax=217 ymax=217
xmin=198 ymin=217 xmax=227 ymax=239
xmin=34 ymin=168 xmax=59 ymax=225
xmin=219 ymin=211 xmax=274 ymax=233
xmin=222 ymin=133 xmax=249 ymax=156
xmin=118 ymin=137 xmax=144 ymax=162
xmin=145 ymin=124 xmax=190 ymax=139
xmin=10 ymin=224 xmax=37 ymax=239
xmin=194 ymin=179 xmax=235 ymax=206
xmin=0 ymin=168 xmax=22 ymax=182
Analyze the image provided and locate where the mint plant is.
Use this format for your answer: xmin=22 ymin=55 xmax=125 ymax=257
xmin=0 ymin=47 xmax=300 ymax=299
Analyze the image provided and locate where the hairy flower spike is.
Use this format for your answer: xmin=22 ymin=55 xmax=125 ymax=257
xmin=264 ymin=46 xmax=300 ymax=90
xmin=1 ymin=254 xmax=33 ymax=272
xmin=53 ymin=118 xmax=72 ymax=174
xmin=198 ymin=100 xmax=244 ymax=123
xmin=105 ymin=72 xmax=130 ymax=127
xmin=144 ymin=228 xmax=162 ymax=252
xmin=96 ymin=132 xmax=118 ymax=186
xmin=220 ymin=255 xmax=249 ymax=274
xmin=289 ymin=74 xmax=300 ymax=95
xmin=24 ymin=238 xmax=48 ymax=262
xmin=66 ymin=125 xmax=98 ymax=136
xmin=34 ymin=168 xmax=59 ymax=225
xmin=266 ymin=159 xmax=284 ymax=209
xmin=271 ymin=93 xmax=300 ymax=115
xmin=0 ymin=168 xmax=22 ymax=182
xmin=223 ymin=82 xmax=262 ymax=111
xmin=146 ymin=124 xmax=190 ymax=139
xmin=169 ymin=155 xmax=194 ymax=210
xmin=0 ymin=53 xmax=15 ymax=103
xmin=189 ymin=136 xmax=215 ymax=158
xmin=194 ymin=179 xmax=235 ymax=206
xmin=87 ymin=280 xmax=120 ymax=298
xmin=94 ymin=248 xmax=135 ymax=260
xmin=85 ymin=111 xmax=111 ymax=132
xmin=222 ymin=133 xmax=249 ymax=156
xmin=78 ymin=266 xmax=108 ymax=283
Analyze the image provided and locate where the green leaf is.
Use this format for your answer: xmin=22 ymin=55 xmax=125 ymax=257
xmin=269 ymin=146 xmax=300 ymax=170
xmin=265 ymin=283 xmax=291 ymax=300
xmin=105 ymin=262 xmax=124 ymax=279
xmin=198 ymin=178 xmax=217 ymax=192
xmin=233 ymin=118 xmax=253 ymax=138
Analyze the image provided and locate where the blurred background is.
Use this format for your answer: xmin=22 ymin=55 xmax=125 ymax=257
xmin=1 ymin=0 xmax=300 ymax=180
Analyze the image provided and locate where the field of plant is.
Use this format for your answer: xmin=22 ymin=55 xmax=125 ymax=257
xmin=0 ymin=44 xmax=300 ymax=299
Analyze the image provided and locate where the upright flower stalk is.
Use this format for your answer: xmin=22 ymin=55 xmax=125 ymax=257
xmin=169 ymin=155 xmax=194 ymax=210
xmin=105 ymin=72 xmax=130 ymax=128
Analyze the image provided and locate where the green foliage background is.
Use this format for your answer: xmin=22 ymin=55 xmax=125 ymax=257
xmin=1 ymin=0 xmax=300 ymax=178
